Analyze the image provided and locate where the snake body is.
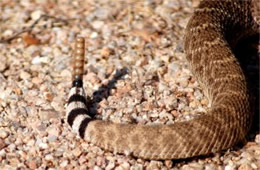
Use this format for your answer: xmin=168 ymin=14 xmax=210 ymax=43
xmin=66 ymin=0 xmax=259 ymax=160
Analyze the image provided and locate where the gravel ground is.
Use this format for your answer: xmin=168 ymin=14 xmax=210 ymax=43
xmin=0 ymin=0 xmax=259 ymax=169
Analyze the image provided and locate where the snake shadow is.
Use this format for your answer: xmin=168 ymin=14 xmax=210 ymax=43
xmin=86 ymin=67 xmax=128 ymax=117
xmin=235 ymin=34 xmax=260 ymax=139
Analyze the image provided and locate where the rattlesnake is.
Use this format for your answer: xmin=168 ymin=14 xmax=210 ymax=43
xmin=66 ymin=0 xmax=259 ymax=160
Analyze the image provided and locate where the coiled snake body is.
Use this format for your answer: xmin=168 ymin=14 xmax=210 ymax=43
xmin=66 ymin=0 xmax=259 ymax=160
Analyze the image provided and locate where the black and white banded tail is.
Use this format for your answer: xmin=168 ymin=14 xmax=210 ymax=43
xmin=66 ymin=37 xmax=92 ymax=138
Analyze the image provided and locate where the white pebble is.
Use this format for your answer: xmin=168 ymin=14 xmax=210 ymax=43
xmin=39 ymin=142 xmax=48 ymax=149
xmin=20 ymin=71 xmax=31 ymax=80
xmin=60 ymin=160 xmax=68 ymax=167
xmin=90 ymin=32 xmax=99 ymax=39
xmin=27 ymin=139 xmax=35 ymax=146
xmin=32 ymin=56 xmax=50 ymax=65
xmin=92 ymin=20 xmax=104 ymax=30
xmin=0 ymin=130 xmax=9 ymax=139
xmin=94 ymin=166 xmax=102 ymax=170
xmin=0 ymin=149 xmax=6 ymax=157
xmin=31 ymin=10 xmax=43 ymax=20
xmin=255 ymin=134 xmax=260 ymax=143
xmin=48 ymin=135 xmax=57 ymax=142
xmin=225 ymin=165 xmax=236 ymax=170
xmin=45 ymin=154 xmax=54 ymax=160
xmin=106 ymin=160 xmax=115 ymax=170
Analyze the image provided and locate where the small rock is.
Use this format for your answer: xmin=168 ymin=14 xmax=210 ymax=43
xmin=201 ymin=98 xmax=208 ymax=106
xmin=32 ymin=77 xmax=43 ymax=85
xmin=44 ymin=92 xmax=54 ymax=101
xmin=47 ymin=132 xmax=57 ymax=142
xmin=106 ymin=160 xmax=115 ymax=170
xmin=72 ymin=147 xmax=82 ymax=157
xmin=60 ymin=160 xmax=68 ymax=167
xmin=101 ymin=47 xmax=112 ymax=58
xmin=24 ymin=35 xmax=40 ymax=46
xmin=171 ymin=110 xmax=180 ymax=117
xmin=0 ymin=139 xmax=6 ymax=150
xmin=28 ymin=160 xmax=37 ymax=169
xmin=95 ymin=7 xmax=110 ymax=19
xmin=130 ymin=164 xmax=143 ymax=170
xmin=189 ymin=100 xmax=198 ymax=108
xmin=39 ymin=110 xmax=58 ymax=121
xmin=118 ymin=162 xmax=130 ymax=169
xmin=45 ymin=154 xmax=54 ymax=161
xmin=31 ymin=10 xmax=43 ymax=20
xmin=47 ymin=126 xmax=60 ymax=137
xmin=32 ymin=56 xmax=50 ymax=65
xmin=20 ymin=71 xmax=31 ymax=80
xmin=238 ymin=164 xmax=252 ymax=170
xmin=27 ymin=139 xmax=35 ymax=146
xmin=90 ymin=32 xmax=98 ymax=39
xmin=205 ymin=164 xmax=217 ymax=170
xmin=255 ymin=134 xmax=260 ymax=144
xmin=60 ymin=69 xmax=72 ymax=78
xmin=9 ymin=158 xmax=20 ymax=166
xmin=0 ymin=130 xmax=9 ymax=139
xmin=94 ymin=166 xmax=102 ymax=170
xmin=3 ymin=29 xmax=13 ymax=37
xmin=92 ymin=20 xmax=104 ymax=30
xmin=178 ymin=77 xmax=188 ymax=87
xmin=225 ymin=165 xmax=236 ymax=170
xmin=164 ymin=160 xmax=173 ymax=168
xmin=86 ymin=72 xmax=101 ymax=84
xmin=39 ymin=142 xmax=48 ymax=149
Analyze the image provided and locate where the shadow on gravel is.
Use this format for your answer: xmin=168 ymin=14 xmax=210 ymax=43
xmin=86 ymin=67 xmax=128 ymax=118
xmin=235 ymin=34 xmax=260 ymax=139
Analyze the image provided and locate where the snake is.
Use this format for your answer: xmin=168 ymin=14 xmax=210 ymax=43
xmin=66 ymin=0 xmax=259 ymax=160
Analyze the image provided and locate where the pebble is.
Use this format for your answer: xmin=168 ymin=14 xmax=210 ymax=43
xmin=0 ymin=130 xmax=9 ymax=139
xmin=32 ymin=56 xmax=50 ymax=65
xmin=39 ymin=142 xmax=48 ymax=149
xmin=30 ymin=10 xmax=42 ymax=20
xmin=45 ymin=154 xmax=54 ymax=161
xmin=9 ymin=158 xmax=20 ymax=166
xmin=94 ymin=166 xmax=103 ymax=170
xmin=27 ymin=139 xmax=35 ymax=147
xmin=205 ymin=164 xmax=217 ymax=170
xmin=0 ymin=139 xmax=6 ymax=150
xmin=86 ymin=72 xmax=101 ymax=84
xmin=90 ymin=32 xmax=99 ymax=39
xmin=28 ymin=160 xmax=37 ymax=169
xmin=44 ymin=92 xmax=54 ymax=101
xmin=72 ymin=147 xmax=82 ymax=157
xmin=92 ymin=20 xmax=105 ymax=30
xmin=47 ymin=126 xmax=60 ymax=137
xmin=201 ymin=98 xmax=208 ymax=106
xmin=94 ymin=7 xmax=110 ymax=19
xmin=255 ymin=134 xmax=260 ymax=144
xmin=164 ymin=160 xmax=173 ymax=168
xmin=48 ymin=135 xmax=57 ymax=142
xmin=130 ymin=164 xmax=143 ymax=170
xmin=238 ymin=164 xmax=253 ymax=170
xmin=20 ymin=71 xmax=31 ymax=80
xmin=225 ymin=165 xmax=236 ymax=170
xmin=32 ymin=77 xmax=43 ymax=85
xmin=106 ymin=160 xmax=115 ymax=170
xmin=60 ymin=160 xmax=69 ymax=167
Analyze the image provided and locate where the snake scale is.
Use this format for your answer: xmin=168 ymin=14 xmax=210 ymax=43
xmin=66 ymin=0 xmax=259 ymax=160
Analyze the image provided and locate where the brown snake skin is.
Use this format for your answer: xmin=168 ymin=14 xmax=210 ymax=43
xmin=66 ymin=0 xmax=259 ymax=160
